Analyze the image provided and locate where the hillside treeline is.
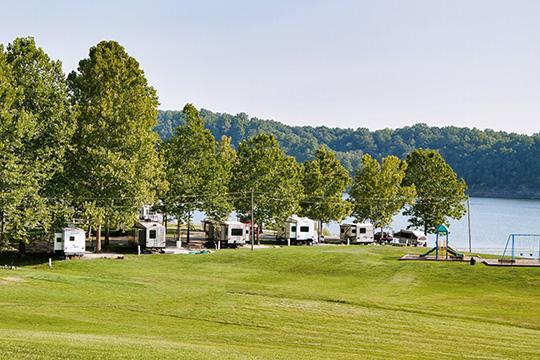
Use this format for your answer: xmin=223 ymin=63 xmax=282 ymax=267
xmin=157 ymin=110 xmax=540 ymax=198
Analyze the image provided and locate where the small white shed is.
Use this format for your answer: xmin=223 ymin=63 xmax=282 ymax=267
xmin=277 ymin=215 xmax=317 ymax=245
xmin=340 ymin=223 xmax=374 ymax=244
xmin=134 ymin=221 xmax=166 ymax=249
xmin=54 ymin=227 xmax=86 ymax=256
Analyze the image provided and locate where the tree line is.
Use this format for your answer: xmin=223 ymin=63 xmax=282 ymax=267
xmin=157 ymin=109 xmax=540 ymax=199
xmin=0 ymin=38 xmax=467 ymax=253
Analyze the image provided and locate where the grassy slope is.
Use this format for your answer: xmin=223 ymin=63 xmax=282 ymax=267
xmin=0 ymin=246 xmax=538 ymax=359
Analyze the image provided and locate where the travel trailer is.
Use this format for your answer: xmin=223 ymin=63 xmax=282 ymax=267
xmin=134 ymin=221 xmax=166 ymax=249
xmin=339 ymin=223 xmax=374 ymax=244
xmin=394 ymin=229 xmax=428 ymax=246
xmin=54 ymin=227 xmax=86 ymax=256
xmin=277 ymin=215 xmax=317 ymax=245
xmin=203 ymin=219 xmax=257 ymax=248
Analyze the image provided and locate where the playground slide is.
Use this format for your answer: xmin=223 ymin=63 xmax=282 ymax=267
xmin=420 ymin=246 xmax=464 ymax=259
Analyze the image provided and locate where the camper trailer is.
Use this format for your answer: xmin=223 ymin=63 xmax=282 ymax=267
xmin=204 ymin=219 xmax=256 ymax=248
xmin=54 ymin=227 xmax=86 ymax=256
xmin=340 ymin=223 xmax=374 ymax=244
xmin=277 ymin=215 xmax=317 ymax=245
xmin=134 ymin=221 xmax=166 ymax=249
xmin=219 ymin=221 xmax=247 ymax=246
xmin=394 ymin=229 xmax=428 ymax=247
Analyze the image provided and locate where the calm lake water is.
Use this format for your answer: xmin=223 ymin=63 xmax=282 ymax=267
xmin=328 ymin=197 xmax=540 ymax=256
xmin=192 ymin=197 xmax=540 ymax=256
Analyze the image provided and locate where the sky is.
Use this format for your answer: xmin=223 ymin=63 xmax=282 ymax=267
xmin=1 ymin=0 xmax=539 ymax=134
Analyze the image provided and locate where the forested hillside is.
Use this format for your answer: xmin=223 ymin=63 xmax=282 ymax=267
xmin=156 ymin=109 xmax=540 ymax=199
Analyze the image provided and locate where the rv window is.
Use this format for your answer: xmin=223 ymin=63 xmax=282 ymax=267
xmin=69 ymin=236 xmax=75 ymax=242
xmin=351 ymin=227 xmax=357 ymax=233
xmin=340 ymin=228 xmax=344 ymax=233
xmin=231 ymin=228 xmax=243 ymax=236
xmin=56 ymin=237 xmax=62 ymax=243
xmin=300 ymin=226 xmax=309 ymax=232
xmin=359 ymin=228 xmax=366 ymax=234
xmin=149 ymin=230 xmax=157 ymax=239
xmin=291 ymin=226 xmax=297 ymax=232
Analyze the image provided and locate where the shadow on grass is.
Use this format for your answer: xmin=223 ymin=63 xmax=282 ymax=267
xmin=0 ymin=252 xmax=52 ymax=267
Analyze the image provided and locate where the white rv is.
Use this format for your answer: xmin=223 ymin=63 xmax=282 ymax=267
xmin=54 ymin=227 xmax=86 ymax=256
xmin=220 ymin=221 xmax=247 ymax=246
xmin=134 ymin=221 xmax=166 ymax=249
xmin=340 ymin=223 xmax=374 ymax=244
xmin=277 ymin=215 xmax=317 ymax=245
xmin=394 ymin=229 xmax=428 ymax=247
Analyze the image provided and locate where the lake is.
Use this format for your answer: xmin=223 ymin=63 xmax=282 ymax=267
xmin=191 ymin=197 xmax=540 ymax=256
xmin=328 ymin=197 xmax=540 ymax=256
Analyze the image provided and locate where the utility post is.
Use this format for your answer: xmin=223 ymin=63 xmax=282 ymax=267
xmin=467 ymin=197 xmax=472 ymax=253
xmin=251 ymin=189 xmax=254 ymax=252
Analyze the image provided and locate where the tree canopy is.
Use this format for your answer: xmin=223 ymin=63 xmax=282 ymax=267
xmin=163 ymin=104 xmax=230 ymax=227
xmin=299 ymin=146 xmax=352 ymax=232
xmin=0 ymin=38 xmax=74 ymax=251
xmin=231 ymin=133 xmax=304 ymax=226
xmin=349 ymin=154 xmax=416 ymax=230
xmin=66 ymin=40 xmax=164 ymax=251
xmin=402 ymin=149 xmax=467 ymax=234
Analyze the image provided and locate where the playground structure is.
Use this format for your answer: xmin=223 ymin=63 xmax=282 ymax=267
xmin=420 ymin=225 xmax=464 ymax=260
xmin=500 ymin=233 xmax=540 ymax=264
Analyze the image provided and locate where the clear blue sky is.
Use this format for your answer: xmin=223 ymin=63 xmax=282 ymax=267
xmin=2 ymin=0 xmax=539 ymax=134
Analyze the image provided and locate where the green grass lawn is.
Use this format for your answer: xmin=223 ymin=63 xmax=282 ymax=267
xmin=0 ymin=246 xmax=538 ymax=359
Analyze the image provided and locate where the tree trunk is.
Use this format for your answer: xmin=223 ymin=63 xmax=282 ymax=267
xmin=164 ymin=215 xmax=168 ymax=241
xmin=88 ymin=225 xmax=92 ymax=250
xmin=104 ymin=220 xmax=110 ymax=247
xmin=96 ymin=224 xmax=102 ymax=253
xmin=0 ymin=211 xmax=4 ymax=245
xmin=187 ymin=211 xmax=191 ymax=244
xmin=18 ymin=240 xmax=26 ymax=255
xmin=176 ymin=217 xmax=180 ymax=243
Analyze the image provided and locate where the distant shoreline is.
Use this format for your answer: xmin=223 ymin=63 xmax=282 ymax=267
xmin=468 ymin=192 xmax=540 ymax=201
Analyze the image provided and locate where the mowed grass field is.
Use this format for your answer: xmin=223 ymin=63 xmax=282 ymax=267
xmin=0 ymin=246 xmax=538 ymax=359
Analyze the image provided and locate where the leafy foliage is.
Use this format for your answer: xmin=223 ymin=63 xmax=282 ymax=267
xmin=66 ymin=41 xmax=164 ymax=249
xmin=163 ymin=104 xmax=230 ymax=223
xmin=402 ymin=149 xmax=467 ymax=234
xmin=349 ymin=154 xmax=416 ymax=230
xmin=0 ymin=38 xmax=74 ymax=249
xmin=231 ymin=133 xmax=304 ymax=226
xmin=299 ymin=146 xmax=352 ymax=228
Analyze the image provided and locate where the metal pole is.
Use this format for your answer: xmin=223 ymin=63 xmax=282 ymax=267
xmin=251 ymin=189 xmax=254 ymax=252
xmin=511 ymin=234 xmax=515 ymax=261
xmin=435 ymin=232 xmax=439 ymax=260
xmin=446 ymin=233 xmax=449 ymax=260
xmin=467 ymin=197 xmax=472 ymax=253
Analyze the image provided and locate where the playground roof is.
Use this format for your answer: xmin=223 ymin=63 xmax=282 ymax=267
xmin=437 ymin=225 xmax=449 ymax=234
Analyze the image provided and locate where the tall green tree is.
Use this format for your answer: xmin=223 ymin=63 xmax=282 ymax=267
xmin=67 ymin=41 xmax=165 ymax=252
xmin=231 ymin=133 xmax=303 ymax=230
xmin=402 ymin=149 xmax=467 ymax=234
xmin=349 ymin=154 xmax=416 ymax=233
xmin=0 ymin=38 xmax=74 ymax=252
xmin=204 ymin=135 xmax=236 ymax=222
xmin=164 ymin=104 xmax=228 ymax=241
xmin=0 ymin=44 xmax=34 ymax=249
xmin=300 ymin=146 xmax=352 ymax=238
